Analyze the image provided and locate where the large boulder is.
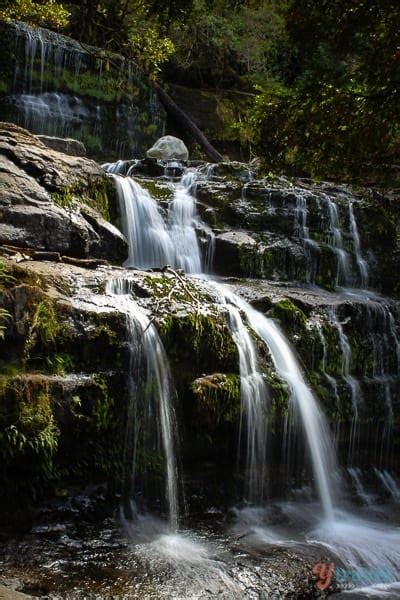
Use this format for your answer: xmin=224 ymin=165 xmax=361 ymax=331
xmin=146 ymin=135 xmax=189 ymax=161
xmin=0 ymin=123 xmax=127 ymax=263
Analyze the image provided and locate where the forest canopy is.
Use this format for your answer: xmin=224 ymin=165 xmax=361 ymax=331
xmin=1 ymin=0 xmax=399 ymax=183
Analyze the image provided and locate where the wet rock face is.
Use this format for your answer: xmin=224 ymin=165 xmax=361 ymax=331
xmin=0 ymin=259 xmax=250 ymax=513
xmin=0 ymin=21 xmax=166 ymax=161
xmin=196 ymin=168 xmax=400 ymax=294
xmin=0 ymin=123 xmax=127 ymax=262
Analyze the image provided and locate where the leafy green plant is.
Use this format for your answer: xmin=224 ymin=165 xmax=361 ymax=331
xmin=0 ymin=0 xmax=70 ymax=30
xmin=0 ymin=308 xmax=11 ymax=340
xmin=45 ymin=353 xmax=74 ymax=375
xmin=0 ymin=379 xmax=60 ymax=501
xmin=0 ymin=260 xmax=16 ymax=292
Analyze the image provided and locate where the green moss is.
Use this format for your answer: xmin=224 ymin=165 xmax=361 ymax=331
xmin=82 ymin=178 xmax=112 ymax=220
xmin=160 ymin=310 xmax=237 ymax=371
xmin=271 ymin=298 xmax=307 ymax=329
xmin=3 ymin=261 xmax=45 ymax=291
xmin=91 ymin=375 xmax=115 ymax=431
xmin=139 ymin=180 xmax=174 ymax=202
xmin=33 ymin=300 xmax=59 ymax=344
xmin=50 ymin=187 xmax=75 ymax=210
xmin=51 ymin=178 xmax=111 ymax=221
xmin=144 ymin=274 xmax=213 ymax=307
xmin=265 ymin=372 xmax=289 ymax=419
xmin=23 ymin=297 xmax=73 ymax=369
xmin=0 ymin=79 xmax=9 ymax=94
xmin=0 ymin=258 xmax=17 ymax=291
xmin=0 ymin=361 xmax=25 ymax=377
xmin=191 ymin=373 xmax=241 ymax=425
xmin=56 ymin=374 xmax=126 ymax=492
xmin=238 ymin=240 xmax=274 ymax=278
xmin=0 ymin=307 xmax=11 ymax=339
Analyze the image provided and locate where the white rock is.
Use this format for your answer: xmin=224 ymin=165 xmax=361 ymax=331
xmin=146 ymin=135 xmax=189 ymax=161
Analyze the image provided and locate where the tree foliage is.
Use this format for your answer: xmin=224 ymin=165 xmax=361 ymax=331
xmin=166 ymin=0 xmax=289 ymax=88
xmin=63 ymin=0 xmax=178 ymax=77
xmin=246 ymin=0 xmax=400 ymax=182
xmin=0 ymin=0 xmax=70 ymax=30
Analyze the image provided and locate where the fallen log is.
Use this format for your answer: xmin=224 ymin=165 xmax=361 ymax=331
xmin=152 ymin=81 xmax=224 ymax=163
xmin=61 ymin=256 xmax=109 ymax=268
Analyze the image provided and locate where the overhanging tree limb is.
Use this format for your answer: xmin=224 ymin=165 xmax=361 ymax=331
xmin=151 ymin=81 xmax=224 ymax=163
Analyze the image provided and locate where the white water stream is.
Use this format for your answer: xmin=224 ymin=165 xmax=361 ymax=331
xmin=104 ymin=161 xmax=400 ymax=595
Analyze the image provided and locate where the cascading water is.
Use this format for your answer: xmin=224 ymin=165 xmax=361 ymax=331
xmin=239 ymin=295 xmax=337 ymax=520
xmin=112 ymin=175 xmax=175 ymax=269
xmin=347 ymin=467 xmax=373 ymax=506
xmin=167 ymin=171 xmax=202 ymax=274
xmin=109 ymin=170 xmax=210 ymax=273
xmin=109 ymin=164 xmax=336 ymax=513
xmin=374 ymin=468 xmax=400 ymax=503
xmin=211 ymin=284 xmax=269 ymax=504
xmin=106 ymin=278 xmax=180 ymax=530
xmin=349 ymin=201 xmax=369 ymax=288
xmin=328 ymin=308 xmax=362 ymax=464
xmin=293 ymin=191 xmax=319 ymax=283
xmin=322 ymin=195 xmax=351 ymax=287
xmin=102 ymin=158 xmax=400 ymax=595
xmin=204 ymin=282 xmax=336 ymax=519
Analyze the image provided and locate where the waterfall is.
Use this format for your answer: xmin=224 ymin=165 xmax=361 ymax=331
xmin=110 ymin=171 xmax=204 ymax=273
xmin=322 ymin=195 xmax=351 ymax=287
xmin=167 ymin=172 xmax=202 ymax=274
xmin=107 ymin=278 xmax=180 ymax=530
xmin=347 ymin=467 xmax=373 ymax=506
xmin=293 ymin=192 xmax=319 ymax=283
xmin=7 ymin=21 xmax=165 ymax=158
xmin=14 ymin=92 xmax=89 ymax=138
xmin=206 ymin=282 xmax=336 ymax=519
xmin=107 ymin=162 xmax=400 ymax=595
xmin=13 ymin=22 xmax=90 ymax=137
xmin=239 ymin=299 xmax=336 ymax=520
xmin=349 ymin=202 xmax=369 ymax=288
xmin=210 ymin=284 xmax=268 ymax=504
xmin=328 ymin=308 xmax=362 ymax=464
xmin=112 ymin=174 xmax=175 ymax=269
xmin=289 ymin=186 xmax=372 ymax=290
xmin=112 ymin=167 xmax=339 ymax=516
xmin=374 ymin=469 xmax=400 ymax=503
xmin=316 ymin=324 xmax=340 ymax=404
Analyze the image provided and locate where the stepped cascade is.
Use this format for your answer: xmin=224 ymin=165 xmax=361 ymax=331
xmin=0 ymin=118 xmax=399 ymax=596
xmin=97 ymin=157 xmax=400 ymax=593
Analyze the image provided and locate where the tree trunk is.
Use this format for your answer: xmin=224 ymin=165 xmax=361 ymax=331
xmin=152 ymin=82 xmax=224 ymax=163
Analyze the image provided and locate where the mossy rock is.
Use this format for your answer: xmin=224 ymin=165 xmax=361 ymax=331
xmin=159 ymin=310 xmax=238 ymax=380
xmin=269 ymin=298 xmax=307 ymax=331
xmin=191 ymin=373 xmax=241 ymax=427
xmin=138 ymin=179 xmax=174 ymax=204
xmin=0 ymin=371 xmax=129 ymax=514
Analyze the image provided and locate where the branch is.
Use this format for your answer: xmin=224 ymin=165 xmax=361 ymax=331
xmin=151 ymin=81 xmax=224 ymax=163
